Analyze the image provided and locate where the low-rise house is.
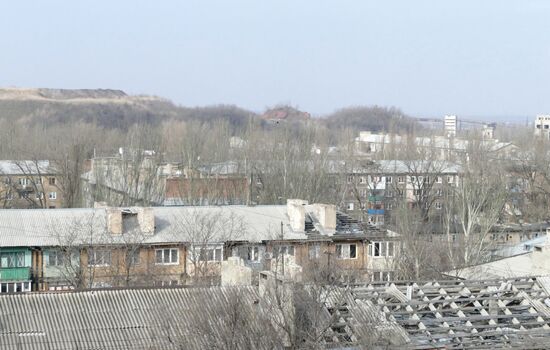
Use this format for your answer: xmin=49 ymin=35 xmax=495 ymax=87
xmin=0 ymin=160 xmax=62 ymax=209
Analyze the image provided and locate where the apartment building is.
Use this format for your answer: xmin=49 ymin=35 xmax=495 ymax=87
xmin=534 ymin=115 xmax=550 ymax=139
xmin=337 ymin=160 xmax=461 ymax=225
xmin=0 ymin=201 xmax=397 ymax=292
xmin=82 ymin=155 xmax=251 ymax=207
xmin=0 ymin=160 xmax=62 ymax=208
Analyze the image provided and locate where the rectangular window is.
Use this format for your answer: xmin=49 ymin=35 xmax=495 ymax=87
xmin=129 ymin=249 xmax=141 ymax=266
xmin=48 ymin=250 xmax=64 ymax=267
xmin=36 ymin=192 xmax=44 ymax=200
xmin=436 ymin=176 xmax=442 ymax=183
xmin=88 ymin=249 xmax=111 ymax=266
xmin=447 ymin=176 xmax=454 ymax=184
xmin=410 ymin=176 xmax=416 ymax=182
xmin=370 ymin=242 xmax=394 ymax=258
xmin=248 ymin=246 xmax=259 ymax=261
xmin=385 ymin=176 xmax=392 ymax=183
xmin=435 ymin=202 xmax=442 ymax=210
xmin=385 ymin=190 xmax=393 ymax=198
xmin=309 ymin=244 xmax=321 ymax=259
xmin=0 ymin=252 xmax=25 ymax=268
xmin=48 ymin=192 xmax=57 ymax=200
xmin=273 ymin=245 xmax=294 ymax=258
xmin=336 ymin=244 xmax=357 ymax=259
xmin=347 ymin=202 xmax=354 ymax=211
xmin=347 ymin=175 xmax=353 ymax=184
xmin=397 ymin=176 xmax=405 ymax=183
xmin=19 ymin=178 xmax=28 ymax=187
xmin=49 ymin=177 xmax=56 ymax=185
xmin=156 ymin=248 xmax=179 ymax=264
xmin=359 ymin=176 xmax=366 ymax=184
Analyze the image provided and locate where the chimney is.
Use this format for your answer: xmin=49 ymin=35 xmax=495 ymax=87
xmin=313 ymin=204 xmax=336 ymax=231
xmin=106 ymin=208 xmax=122 ymax=235
xmin=137 ymin=207 xmax=155 ymax=235
xmin=531 ymin=228 xmax=550 ymax=271
xmin=287 ymin=199 xmax=308 ymax=232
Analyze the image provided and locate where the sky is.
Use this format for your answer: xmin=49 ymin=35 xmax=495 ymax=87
xmin=1 ymin=1 xmax=549 ymax=120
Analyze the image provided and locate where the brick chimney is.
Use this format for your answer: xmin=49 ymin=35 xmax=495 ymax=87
xmin=106 ymin=208 xmax=122 ymax=235
xmin=137 ymin=207 xmax=155 ymax=235
xmin=532 ymin=228 xmax=550 ymax=271
xmin=312 ymin=203 xmax=336 ymax=231
xmin=287 ymin=199 xmax=308 ymax=232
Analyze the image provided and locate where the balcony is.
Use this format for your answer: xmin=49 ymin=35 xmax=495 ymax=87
xmin=367 ymin=209 xmax=385 ymax=215
xmin=0 ymin=267 xmax=30 ymax=281
xmin=368 ymin=195 xmax=383 ymax=202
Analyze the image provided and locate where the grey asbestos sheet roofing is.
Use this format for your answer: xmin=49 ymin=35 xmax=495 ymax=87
xmin=0 ymin=206 xmax=302 ymax=247
xmin=0 ymin=286 xmax=273 ymax=350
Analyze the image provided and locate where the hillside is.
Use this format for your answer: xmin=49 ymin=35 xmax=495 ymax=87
xmin=0 ymin=88 xmax=420 ymax=133
xmin=0 ymin=88 xmax=256 ymax=129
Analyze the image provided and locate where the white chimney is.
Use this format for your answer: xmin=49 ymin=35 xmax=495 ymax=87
xmin=287 ymin=199 xmax=308 ymax=232
xmin=106 ymin=208 xmax=122 ymax=235
xmin=137 ymin=207 xmax=155 ymax=235
xmin=312 ymin=203 xmax=336 ymax=231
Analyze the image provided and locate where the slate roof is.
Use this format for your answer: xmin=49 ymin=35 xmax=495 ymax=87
xmin=0 ymin=286 xmax=274 ymax=350
xmin=0 ymin=206 xmax=309 ymax=247
xmin=0 ymin=160 xmax=56 ymax=175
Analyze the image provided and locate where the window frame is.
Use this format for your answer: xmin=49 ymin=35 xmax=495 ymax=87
xmin=156 ymin=248 xmax=179 ymax=265
xmin=336 ymin=243 xmax=358 ymax=260
xmin=88 ymin=248 xmax=112 ymax=267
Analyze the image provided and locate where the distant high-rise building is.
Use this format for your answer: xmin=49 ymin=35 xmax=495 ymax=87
xmin=444 ymin=115 xmax=457 ymax=137
xmin=534 ymin=115 xmax=550 ymax=139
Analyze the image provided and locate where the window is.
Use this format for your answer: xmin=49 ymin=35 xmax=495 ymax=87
xmin=447 ymin=176 xmax=454 ymax=184
xmin=129 ymin=249 xmax=141 ymax=266
xmin=48 ymin=192 xmax=57 ymax=200
xmin=435 ymin=202 xmax=442 ymax=210
xmin=397 ymin=176 xmax=405 ymax=183
xmin=385 ymin=176 xmax=392 ymax=183
xmin=19 ymin=178 xmax=28 ymax=187
xmin=368 ymin=241 xmax=394 ymax=257
xmin=372 ymin=176 xmax=381 ymax=183
xmin=0 ymin=252 xmax=25 ymax=267
xmin=36 ymin=192 xmax=44 ymax=200
xmin=435 ymin=176 xmax=442 ymax=183
xmin=436 ymin=188 xmax=443 ymax=197
xmin=347 ymin=176 xmax=353 ymax=184
xmin=156 ymin=248 xmax=179 ymax=264
xmin=386 ymin=203 xmax=394 ymax=210
xmin=424 ymin=176 xmax=430 ymax=184
xmin=0 ymin=282 xmax=31 ymax=293
xmin=248 ymin=246 xmax=260 ymax=261
xmin=309 ymin=244 xmax=321 ymax=259
xmin=336 ymin=244 xmax=357 ymax=259
xmin=372 ymin=271 xmax=393 ymax=282
xmin=48 ymin=250 xmax=65 ymax=267
xmin=359 ymin=176 xmax=366 ymax=184
xmin=49 ymin=177 xmax=56 ymax=185
xmin=88 ymin=249 xmax=111 ymax=266
xmin=347 ymin=202 xmax=354 ymax=211
xmin=410 ymin=176 xmax=416 ymax=182
xmin=203 ymin=247 xmax=223 ymax=262
xmin=273 ymin=245 xmax=294 ymax=258
xmin=385 ymin=190 xmax=393 ymax=198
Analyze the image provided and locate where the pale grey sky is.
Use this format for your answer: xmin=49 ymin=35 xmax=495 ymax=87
xmin=1 ymin=1 xmax=549 ymax=120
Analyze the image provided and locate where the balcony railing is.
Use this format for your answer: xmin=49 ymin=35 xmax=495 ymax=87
xmin=0 ymin=267 xmax=31 ymax=281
